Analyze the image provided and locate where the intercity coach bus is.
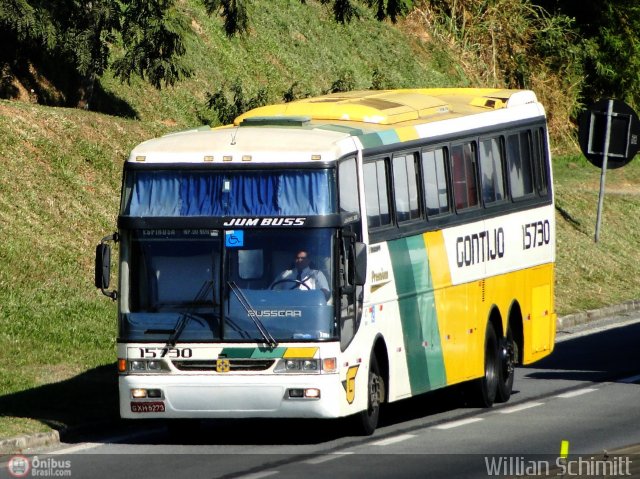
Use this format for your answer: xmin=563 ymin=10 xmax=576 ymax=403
xmin=95 ymin=88 xmax=556 ymax=435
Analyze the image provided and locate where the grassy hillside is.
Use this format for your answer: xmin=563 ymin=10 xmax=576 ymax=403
xmin=95 ymin=0 xmax=459 ymax=126
xmin=0 ymin=0 xmax=639 ymax=440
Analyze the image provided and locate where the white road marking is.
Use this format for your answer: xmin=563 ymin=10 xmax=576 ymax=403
xmin=48 ymin=442 xmax=103 ymax=454
xmin=498 ymin=402 xmax=545 ymax=414
xmin=433 ymin=417 xmax=483 ymax=430
xmin=305 ymin=452 xmax=354 ymax=464
xmin=371 ymin=434 xmax=416 ymax=446
xmin=236 ymin=471 xmax=280 ymax=479
xmin=556 ymin=388 xmax=598 ymax=398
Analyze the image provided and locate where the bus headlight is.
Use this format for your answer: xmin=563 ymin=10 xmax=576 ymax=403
xmin=275 ymin=358 xmax=321 ymax=373
xmin=122 ymin=359 xmax=169 ymax=374
xmin=131 ymin=361 xmax=146 ymax=371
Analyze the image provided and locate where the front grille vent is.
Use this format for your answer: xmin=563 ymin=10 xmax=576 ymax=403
xmin=172 ymin=359 xmax=275 ymax=372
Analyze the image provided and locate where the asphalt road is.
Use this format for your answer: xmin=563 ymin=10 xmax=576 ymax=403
xmin=3 ymin=312 xmax=640 ymax=478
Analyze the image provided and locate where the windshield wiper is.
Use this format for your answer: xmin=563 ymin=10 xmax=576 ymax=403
xmin=168 ymin=280 xmax=214 ymax=346
xmin=227 ymin=281 xmax=278 ymax=348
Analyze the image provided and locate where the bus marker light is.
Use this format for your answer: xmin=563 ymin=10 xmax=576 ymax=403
xmin=304 ymin=388 xmax=321 ymax=399
xmin=288 ymin=389 xmax=304 ymax=398
xmin=118 ymin=359 xmax=127 ymax=373
xmin=322 ymin=358 xmax=337 ymax=372
xmin=135 ymin=155 xmax=146 ymax=162
xmin=131 ymin=389 xmax=147 ymax=399
xmin=242 ymin=155 xmax=252 ymax=162
xmin=204 ymin=155 xmax=214 ymax=162
xmin=311 ymin=154 xmax=322 ymax=161
xmin=223 ymin=155 xmax=233 ymax=162
xmin=147 ymin=389 xmax=162 ymax=398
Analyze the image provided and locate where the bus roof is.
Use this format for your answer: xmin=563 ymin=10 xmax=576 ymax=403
xmin=128 ymin=88 xmax=544 ymax=165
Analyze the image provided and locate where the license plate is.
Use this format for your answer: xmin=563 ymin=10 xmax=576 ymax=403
xmin=131 ymin=401 xmax=165 ymax=413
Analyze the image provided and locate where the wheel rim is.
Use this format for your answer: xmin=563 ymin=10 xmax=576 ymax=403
xmin=369 ymin=371 xmax=382 ymax=414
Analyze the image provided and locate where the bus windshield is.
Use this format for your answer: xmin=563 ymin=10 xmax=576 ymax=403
xmin=120 ymin=228 xmax=336 ymax=343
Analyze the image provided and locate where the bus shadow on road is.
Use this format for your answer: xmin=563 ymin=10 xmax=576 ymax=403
xmin=0 ymin=363 xmax=121 ymax=443
xmin=522 ymin=321 xmax=640 ymax=383
xmin=152 ymin=386 xmax=491 ymax=446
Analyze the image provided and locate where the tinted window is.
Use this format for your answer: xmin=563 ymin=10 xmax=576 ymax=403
xmin=533 ymin=128 xmax=549 ymax=196
xmin=392 ymin=153 xmax=420 ymax=222
xmin=422 ymin=148 xmax=450 ymax=216
xmin=339 ymin=157 xmax=359 ymax=214
xmin=507 ymin=132 xmax=534 ymax=199
xmin=364 ymin=159 xmax=391 ymax=228
xmin=451 ymin=142 xmax=479 ymax=210
xmin=479 ymin=137 xmax=506 ymax=205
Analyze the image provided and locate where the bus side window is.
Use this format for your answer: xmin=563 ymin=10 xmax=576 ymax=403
xmin=451 ymin=142 xmax=479 ymax=210
xmin=339 ymin=157 xmax=360 ymax=215
xmin=479 ymin=137 xmax=506 ymax=205
xmin=392 ymin=153 xmax=420 ymax=223
xmin=363 ymin=159 xmax=391 ymax=229
xmin=533 ymin=128 xmax=549 ymax=197
xmin=507 ymin=131 xmax=534 ymax=199
xmin=422 ymin=147 xmax=450 ymax=217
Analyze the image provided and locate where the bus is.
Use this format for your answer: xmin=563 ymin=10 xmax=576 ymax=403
xmin=95 ymin=88 xmax=556 ymax=435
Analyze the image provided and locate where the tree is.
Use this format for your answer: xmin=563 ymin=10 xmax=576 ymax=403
xmin=202 ymin=0 xmax=249 ymax=36
xmin=531 ymin=0 xmax=640 ymax=107
xmin=366 ymin=0 xmax=413 ymax=22
xmin=0 ymin=0 xmax=193 ymax=109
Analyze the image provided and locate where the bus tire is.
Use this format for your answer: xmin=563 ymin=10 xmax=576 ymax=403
xmin=354 ymin=354 xmax=384 ymax=436
xmin=496 ymin=328 xmax=515 ymax=403
xmin=471 ymin=324 xmax=499 ymax=408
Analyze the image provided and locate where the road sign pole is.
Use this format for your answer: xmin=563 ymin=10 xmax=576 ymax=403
xmin=594 ymin=100 xmax=614 ymax=243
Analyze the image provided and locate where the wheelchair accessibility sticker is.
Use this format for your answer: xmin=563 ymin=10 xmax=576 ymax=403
xmin=225 ymin=230 xmax=244 ymax=247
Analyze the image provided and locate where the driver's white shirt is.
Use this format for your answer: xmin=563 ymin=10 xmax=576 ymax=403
xmin=273 ymin=267 xmax=329 ymax=291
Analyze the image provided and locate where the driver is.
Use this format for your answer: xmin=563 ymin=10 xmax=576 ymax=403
xmin=271 ymin=250 xmax=330 ymax=300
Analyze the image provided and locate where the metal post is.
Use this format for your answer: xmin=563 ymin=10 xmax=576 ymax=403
xmin=594 ymin=100 xmax=614 ymax=243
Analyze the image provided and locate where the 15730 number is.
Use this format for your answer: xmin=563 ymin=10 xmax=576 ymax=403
xmin=523 ymin=220 xmax=551 ymax=250
xmin=138 ymin=347 xmax=193 ymax=359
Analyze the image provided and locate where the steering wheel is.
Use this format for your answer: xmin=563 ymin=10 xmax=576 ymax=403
xmin=270 ymin=279 xmax=311 ymax=290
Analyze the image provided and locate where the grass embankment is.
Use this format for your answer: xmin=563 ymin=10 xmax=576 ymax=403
xmin=1 ymin=0 xmax=639 ymax=443
xmin=0 ymin=102 xmax=168 ymax=438
xmin=0 ymin=0 xmax=461 ymax=440
xmin=554 ymin=155 xmax=640 ymax=313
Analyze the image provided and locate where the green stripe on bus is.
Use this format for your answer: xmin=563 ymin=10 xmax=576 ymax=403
xmin=358 ymin=132 xmax=385 ymax=149
xmin=388 ymin=235 xmax=446 ymax=394
xmin=220 ymin=347 xmax=287 ymax=359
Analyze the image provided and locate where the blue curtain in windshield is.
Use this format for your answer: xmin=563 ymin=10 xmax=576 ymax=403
xmin=125 ymin=170 xmax=335 ymax=216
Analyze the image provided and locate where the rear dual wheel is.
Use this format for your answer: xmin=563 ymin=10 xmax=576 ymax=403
xmin=472 ymin=325 xmax=500 ymax=407
xmin=496 ymin=328 xmax=516 ymax=403
xmin=470 ymin=324 xmax=515 ymax=407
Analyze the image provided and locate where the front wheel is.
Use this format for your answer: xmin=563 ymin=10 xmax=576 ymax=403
xmin=354 ymin=355 xmax=384 ymax=436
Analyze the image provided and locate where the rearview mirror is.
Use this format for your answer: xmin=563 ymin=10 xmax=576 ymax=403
xmin=95 ymin=243 xmax=111 ymax=290
xmin=354 ymin=242 xmax=367 ymax=286
xmin=95 ymin=233 xmax=118 ymax=300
